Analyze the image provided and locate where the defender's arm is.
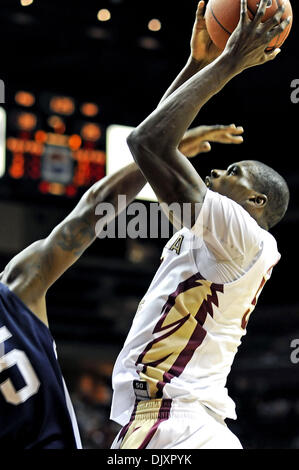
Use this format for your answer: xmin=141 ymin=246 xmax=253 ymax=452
xmin=2 ymin=163 xmax=145 ymax=310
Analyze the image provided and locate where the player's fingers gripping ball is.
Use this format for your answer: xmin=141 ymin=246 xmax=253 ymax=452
xmin=205 ymin=0 xmax=293 ymax=51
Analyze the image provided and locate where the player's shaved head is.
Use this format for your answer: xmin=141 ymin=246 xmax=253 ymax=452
xmin=207 ymin=160 xmax=290 ymax=231
xmin=242 ymin=160 xmax=290 ymax=230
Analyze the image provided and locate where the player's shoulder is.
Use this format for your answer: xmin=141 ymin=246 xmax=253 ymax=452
xmin=195 ymin=189 xmax=280 ymax=257
xmin=204 ymin=189 xmax=267 ymax=234
xmin=196 ymin=188 xmax=262 ymax=237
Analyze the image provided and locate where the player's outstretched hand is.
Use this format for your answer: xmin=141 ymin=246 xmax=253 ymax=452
xmin=224 ymin=0 xmax=291 ymax=71
xmin=191 ymin=1 xmax=221 ymax=64
xmin=178 ymin=124 xmax=244 ymax=158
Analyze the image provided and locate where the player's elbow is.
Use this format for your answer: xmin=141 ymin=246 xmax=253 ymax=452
xmin=127 ymin=129 xmax=145 ymax=160
xmin=127 ymin=128 xmax=160 ymax=163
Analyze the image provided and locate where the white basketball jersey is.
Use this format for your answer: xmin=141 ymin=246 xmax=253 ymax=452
xmin=110 ymin=190 xmax=280 ymax=426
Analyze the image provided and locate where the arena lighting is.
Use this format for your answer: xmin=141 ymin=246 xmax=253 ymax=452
xmin=11 ymin=12 xmax=35 ymax=25
xmin=34 ymin=130 xmax=47 ymax=143
xmin=47 ymin=115 xmax=66 ymax=134
xmin=20 ymin=0 xmax=34 ymax=6
xmin=97 ymin=9 xmax=111 ymax=22
xmin=68 ymin=134 xmax=82 ymax=151
xmin=5 ymin=92 xmax=106 ymax=197
xmin=48 ymin=183 xmax=65 ymax=196
xmin=138 ymin=37 xmax=160 ymax=50
xmin=80 ymin=102 xmax=99 ymax=117
xmin=148 ymin=19 xmax=162 ymax=32
xmin=49 ymin=96 xmax=75 ymax=116
xmin=9 ymin=154 xmax=25 ymax=179
xmin=15 ymin=91 xmax=35 ymax=107
xmin=86 ymin=26 xmax=111 ymax=40
xmin=17 ymin=112 xmax=37 ymax=131
xmin=80 ymin=123 xmax=101 ymax=142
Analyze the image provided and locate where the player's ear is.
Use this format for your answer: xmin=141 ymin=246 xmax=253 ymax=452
xmin=248 ymin=193 xmax=268 ymax=208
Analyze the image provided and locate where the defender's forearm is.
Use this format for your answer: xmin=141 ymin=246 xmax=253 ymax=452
xmin=91 ymin=162 xmax=145 ymax=208
xmin=82 ymin=162 xmax=146 ymax=228
xmin=53 ymin=162 xmax=145 ymax=255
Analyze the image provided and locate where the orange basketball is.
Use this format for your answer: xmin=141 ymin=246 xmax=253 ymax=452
xmin=205 ymin=0 xmax=293 ymax=51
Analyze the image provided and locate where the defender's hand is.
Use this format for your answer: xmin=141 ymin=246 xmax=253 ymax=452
xmin=223 ymin=0 xmax=291 ymax=72
xmin=191 ymin=1 xmax=221 ymax=64
xmin=179 ymin=124 xmax=244 ymax=158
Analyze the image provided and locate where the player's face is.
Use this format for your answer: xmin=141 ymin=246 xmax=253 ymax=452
xmin=205 ymin=161 xmax=255 ymax=206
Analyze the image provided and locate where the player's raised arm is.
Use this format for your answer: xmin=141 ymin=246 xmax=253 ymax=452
xmin=127 ymin=0 xmax=290 ymax=222
xmin=158 ymin=1 xmax=221 ymax=105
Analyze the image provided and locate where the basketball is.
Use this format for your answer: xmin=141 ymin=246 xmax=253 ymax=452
xmin=205 ymin=0 xmax=293 ymax=51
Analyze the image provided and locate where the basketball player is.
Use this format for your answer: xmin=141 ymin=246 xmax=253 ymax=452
xmin=0 ymin=17 xmax=242 ymax=447
xmin=0 ymin=125 xmax=242 ymax=450
xmin=110 ymin=0 xmax=291 ymax=449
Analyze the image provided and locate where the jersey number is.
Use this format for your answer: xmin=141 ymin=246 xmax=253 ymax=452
xmin=0 ymin=326 xmax=40 ymax=405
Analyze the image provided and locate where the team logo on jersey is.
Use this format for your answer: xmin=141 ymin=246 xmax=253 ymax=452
xmin=135 ymin=272 xmax=223 ymax=398
xmin=169 ymin=235 xmax=184 ymax=255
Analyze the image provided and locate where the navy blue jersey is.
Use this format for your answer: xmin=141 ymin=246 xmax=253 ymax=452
xmin=0 ymin=282 xmax=82 ymax=449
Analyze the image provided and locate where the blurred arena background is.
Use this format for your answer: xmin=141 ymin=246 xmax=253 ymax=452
xmin=0 ymin=0 xmax=299 ymax=449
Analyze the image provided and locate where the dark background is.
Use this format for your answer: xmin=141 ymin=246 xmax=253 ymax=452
xmin=0 ymin=0 xmax=298 ymax=449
